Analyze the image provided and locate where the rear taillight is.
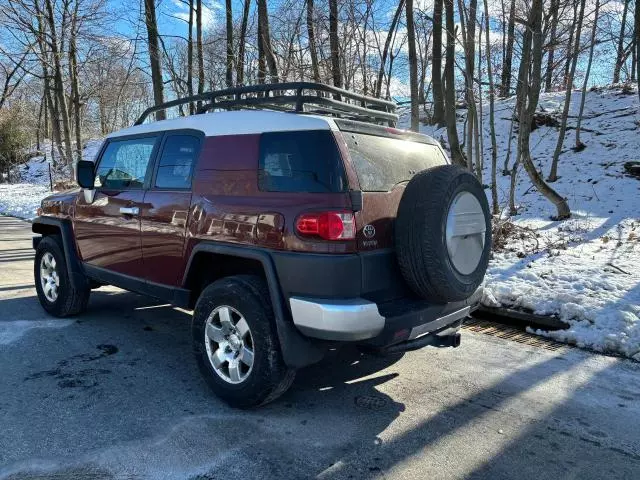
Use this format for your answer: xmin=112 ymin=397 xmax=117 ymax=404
xmin=295 ymin=211 xmax=356 ymax=240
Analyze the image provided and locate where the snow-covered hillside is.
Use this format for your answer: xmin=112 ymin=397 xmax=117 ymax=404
xmin=0 ymin=140 xmax=103 ymax=220
xmin=414 ymin=86 xmax=640 ymax=361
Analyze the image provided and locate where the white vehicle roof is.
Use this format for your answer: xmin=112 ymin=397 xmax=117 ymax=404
xmin=107 ymin=110 xmax=337 ymax=139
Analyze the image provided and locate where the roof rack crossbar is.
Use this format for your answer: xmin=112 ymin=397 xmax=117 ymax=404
xmin=134 ymin=82 xmax=398 ymax=127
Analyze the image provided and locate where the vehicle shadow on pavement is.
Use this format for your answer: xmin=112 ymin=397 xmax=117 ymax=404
xmin=314 ymin=352 xmax=640 ymax=480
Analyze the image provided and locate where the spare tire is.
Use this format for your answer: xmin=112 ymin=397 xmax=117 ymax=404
xmin=395 ymin=164 xmax=491 ymax=303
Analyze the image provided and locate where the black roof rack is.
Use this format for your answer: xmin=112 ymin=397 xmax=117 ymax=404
xmin=134 ymin=82 xmax=398 ymax=127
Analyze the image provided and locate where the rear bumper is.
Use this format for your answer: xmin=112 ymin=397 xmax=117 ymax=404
xmin=290 ymin=287 xmax=482 ymax=347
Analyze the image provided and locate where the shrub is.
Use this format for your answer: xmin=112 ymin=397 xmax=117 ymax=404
xmin=0 ymin=106 xmax=30 ymax=182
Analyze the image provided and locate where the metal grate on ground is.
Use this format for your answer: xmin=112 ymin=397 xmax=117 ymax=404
xmin=463 ymin=318 xmax=572 ymax=352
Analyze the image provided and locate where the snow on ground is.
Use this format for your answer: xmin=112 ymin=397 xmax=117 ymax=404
xmin=412 ymin=86 xmax=640 ymax=361
xmin=0 ymin=140 xmax=103 ymax=221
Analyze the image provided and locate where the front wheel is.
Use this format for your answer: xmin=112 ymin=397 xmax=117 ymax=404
xmin=34 ymin=235 xmax=90 ymax=317
xmin=192 ymin=275 xmax=295 ymax=408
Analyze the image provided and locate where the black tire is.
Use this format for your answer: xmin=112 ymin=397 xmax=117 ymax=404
xmin=192 ymin=275 xmax=295 ymax=408
xmin=395 ymin=165 xmax=491 ymax=303
xmin=34 ymin=235 xmax=90 ymax=317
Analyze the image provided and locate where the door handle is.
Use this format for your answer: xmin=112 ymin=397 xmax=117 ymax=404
xmin=119 ymin=206 xmax=139 ymax=216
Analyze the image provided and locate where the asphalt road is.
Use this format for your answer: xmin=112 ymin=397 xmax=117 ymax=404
xmin=1 ymin=215 xmax=639 ymax=480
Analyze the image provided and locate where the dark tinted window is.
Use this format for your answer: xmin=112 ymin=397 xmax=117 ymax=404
xmin=344 ymin=133 xmax=445 ymax=191
xmin=258 ymin=130 xmax=347 ymax=193
xmin=155 ymin=135 xmax=200 ymax=189
xmin=95 ymin=136 xmax=158 ymax=189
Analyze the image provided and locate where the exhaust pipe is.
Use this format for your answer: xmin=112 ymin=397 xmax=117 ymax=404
xmin=381 ymin=332 xmax=461 ymax=354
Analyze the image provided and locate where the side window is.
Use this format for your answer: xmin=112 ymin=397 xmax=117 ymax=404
xmin=258 ymin=130 xmax=346 ymax=193
xmin=154 ymin=135 xmax=200 ymax=189
xmin=95 ymin=136 xmax=158 ymax=189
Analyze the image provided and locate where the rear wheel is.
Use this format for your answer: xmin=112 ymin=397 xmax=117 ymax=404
xmin=192 ymin=275 xmax=295 ymax=408
xmin=34 ymin=235 xmax=90 ymax=317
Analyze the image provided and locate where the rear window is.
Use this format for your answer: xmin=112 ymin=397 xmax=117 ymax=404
xmin=344 ymin=132 xmax=446 ymax=191
xmin=258 ymin=130 xmax=347 ymax=193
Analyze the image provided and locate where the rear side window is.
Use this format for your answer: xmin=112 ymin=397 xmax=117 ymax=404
xmin=344 ymin=133 xmax=445 ymax=191
xmin=155 ymin=134 xmax=200 ymax=189
xmin=258 ymin=130 xmax=347 ymax=193
xmin=95 ymin=136 xmax=158 ymax=189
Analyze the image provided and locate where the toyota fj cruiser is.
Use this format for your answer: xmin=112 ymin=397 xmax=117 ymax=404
xmin=32 ymin=83 xmax=490 ymax=408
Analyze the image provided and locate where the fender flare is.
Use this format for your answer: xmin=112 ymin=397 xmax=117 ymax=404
xmin=183 ymin=243 xmax=325 ymax=368
xmin=32 ymin=216 xmax=89 ymax=290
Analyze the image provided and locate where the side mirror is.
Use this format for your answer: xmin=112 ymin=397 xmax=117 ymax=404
xmin=76 ymin=160 xmax=95 ymax=189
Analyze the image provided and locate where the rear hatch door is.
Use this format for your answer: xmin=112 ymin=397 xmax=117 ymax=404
xmin=336 ymin=121 xmax=449 ymax=301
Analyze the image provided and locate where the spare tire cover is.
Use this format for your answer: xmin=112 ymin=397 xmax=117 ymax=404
xmin=395 ymin=164 xmax=491 ymax=303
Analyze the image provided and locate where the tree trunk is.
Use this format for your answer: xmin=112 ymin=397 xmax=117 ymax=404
xmin=237 ymin=0 xmax=250 ymax=85
xmin=257 ymin=0 xmax=279 ymax=83
xmin=500 ymin=0 xmax=516 ymax=97
xmin=306 ymin=0 xmax=321 ymax=82
xmin=187 ymin=0 xmax=194 ymax=113
xmin=613 ymin=0 xmax=630 ymax=83
xmin=636 ymin=0 xmax=640 ymax=100
xmin=68 ymin=0 xmax=82 ymax=161
xmin=375 ymin=0 xmax=405 ymax=98
xmin=484 ymin=0 xmax=498 ymax=213
xmin=196 ymin=0 xmax=204 ymax=106
xmin=458 ymin=0 xmax=477 ymax=171
xmin=444 ymin=0 xmax=464 ymax=166
xmin=475 ymin=18 xmax=483 ymax=182
xmin=431 ymin=0 xmax=445 ymax=126
xmin=225 ymin=0 xmax=233 ymax=87
xmin=575 ymin=0 xmax=599 ymax=149
xmin=406 ymin=0 xmax=419 ymax=131
xmin=517 ymin=0 xmax=570 ymax=219
xmin=44 ymin=0 xmax=73 ymax=162
xmin=545 ymin=0 xmax=558 ymax=91
xmin=329 ymin=0 xmax=342 ymax=92
xmin=549 ymin=0 xmax=586 ymax=182
xmin=563 ymin=1 xmax=578 ymax=88
xmin=144 ymin=0 xmax=166 ymax=120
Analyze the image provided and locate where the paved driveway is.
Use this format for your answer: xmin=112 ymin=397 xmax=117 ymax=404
xmin=0 ymin=215 xmax=639 ymax=479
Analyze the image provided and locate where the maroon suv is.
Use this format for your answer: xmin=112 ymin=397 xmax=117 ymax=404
xmin=32 ymin=83 xmax=490 ymax=407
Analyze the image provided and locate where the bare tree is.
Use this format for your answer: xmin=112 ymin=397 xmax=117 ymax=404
xmin=548 ymin=0 xmax=586 ymax=182
xmin=237 ymin=0 xmax=250 ymax=85
xmin=483 ymin=0 xmax=498 ymax=213
xmin=225 ymin=0 xmax=233 ymax=87
xmin=406 ymin=0 xmax=419 ymax=131
xmin=375 ymin=0 xmax=405 ymax=98
xmin=257 ymin=0 xmax=279 ymax=83
xmin=144 ymin=0 xmax=166 ymax=120
xmin=636 ymin=0 xmax=640 ymax=99
xmin=500 ymin=0 xmax=516 ymax=96
xmin=443 ymin=0 xmax=464 ymax=166
xmin=613 ymin=0 xmax=630 ymax=83
xmin=68 ymin=0 xmax=82 ymax=160
xmin=187 ymin=0 xmax=194 ymax=112
xmin=545 ymin=0 xmax=559 ymax=91
xmin=431 ymin=0 xmax=445 ymax=125
xmin=516 ymin=0 xmax=571 ymax=219
xmin=306 ymin=0 xmax=321 ymax=83
xmin=44 ymin=0 xmax=73 ymax=161
xmin=196 ymin=0 xmax=204 ymax=104
xmin=0 ymin=52 xmax=28 ymax=111
xmin=575 ymin=0 xmax=600 ymax=149
xmin=329 ymin=0 xmax=342 ymax=91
